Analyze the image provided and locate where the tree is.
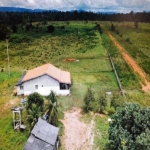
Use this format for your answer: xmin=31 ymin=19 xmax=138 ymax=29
xmin=108 ymin=103 xmax=150 ymax=150
xmin=11 ymin=24 xmax=18 ymax=33
xmin=110 ymin=94 xmax=124 ymax=111
xmin=83 ymin=87 xmax=95 ymax=112
xmin=97 ymin=90 xmax=107 ymax=113
xmin=0 ymin=24 xmax=8 ymax=40
xmin=44 ymin=91 xmax=58 ymax=126
xmin=47 ymin=25 xmax=55 ymax=33
xmin=26 ymin=104 xmax=42 ymax=133
xmin=46 ymin=90 xmax=57 ymax=104
xmin=26 ymin=92 xmax=44 ymax=112
xmin=111 ymin=23 xmax=115 ymax=31
xmin=26 ymin=93 xmax=44 ymax=132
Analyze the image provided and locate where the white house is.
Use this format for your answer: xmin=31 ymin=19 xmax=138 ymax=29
xmin=16 ymin=63 xmax=71 ymax=96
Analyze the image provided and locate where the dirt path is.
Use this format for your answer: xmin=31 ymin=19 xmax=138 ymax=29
xmin=61 ymin=107 xmax=95 ymax=150
xmin=0 ymin=97 xmax=19 ymax=116
xmin=107 ymin=32 xmax=150 ymax=92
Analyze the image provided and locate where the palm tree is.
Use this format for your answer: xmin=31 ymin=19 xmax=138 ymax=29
xmin=47 ymin=90 xmax=57 ymax=104
xmin=44 ymin=91 xmax=58 ymax=126
xmin=26 ymin=104 xmax=42 ymax=133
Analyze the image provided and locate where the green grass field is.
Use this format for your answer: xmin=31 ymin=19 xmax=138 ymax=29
xmin=104 ymin=22 xmax=150 ymax=80
xmin=0 ymin=21 xmax=118 ymax=150
xmin=0 ymin=21 xmax=149 ymax=150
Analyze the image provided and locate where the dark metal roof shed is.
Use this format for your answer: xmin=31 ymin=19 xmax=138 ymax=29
xmin=23 ymin=118 xmax=59 ymax=150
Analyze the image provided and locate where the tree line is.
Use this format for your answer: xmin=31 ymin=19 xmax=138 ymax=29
xmin=0 ymin=10 xmax=150 ymax=25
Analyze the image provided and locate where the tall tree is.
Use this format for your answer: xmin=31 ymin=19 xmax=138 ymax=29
xmin=26 ymin=92 xmax=44 ymax=111
xmin=26 ymin=104 xmax=42 ymax=133
xmin=108 ymin=103 xmax=150 ymax=150
xmin=83 ymin=87 xmax=95 ymax=112
xmin=26 ymin=93 xmax=44 ymax=132
xmin=44 ymin=91 xmax=58 ymax=126
xmin=97 ymin=90 xmax=107 ymax=113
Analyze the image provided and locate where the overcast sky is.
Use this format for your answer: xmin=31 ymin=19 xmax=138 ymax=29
xmin=0 ymin=0 xmax=149 ymax=13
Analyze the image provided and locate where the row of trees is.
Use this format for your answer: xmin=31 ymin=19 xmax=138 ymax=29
xmin=83 ymin=87 xmax=124 ymax=113
xmin=26 ymin=91 xmax=58 ymax=132
xmin=0 ymin=10 xmax=150 ymax=25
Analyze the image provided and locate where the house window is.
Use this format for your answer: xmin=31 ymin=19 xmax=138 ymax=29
xmin=35 ymin=85 xmax=38 ymax=89
xmin=20 ymin=86 xmax=24 ymax=90
xmin=60 ymin=83 xmax=69 ymax=90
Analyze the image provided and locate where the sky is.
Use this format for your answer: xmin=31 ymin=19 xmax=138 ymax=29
xmin=0 ymin=0 xmax=150 ymax=13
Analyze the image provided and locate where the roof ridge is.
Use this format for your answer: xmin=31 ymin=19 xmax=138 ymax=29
xmin=45 ymin=63 xmax=50 ymax=73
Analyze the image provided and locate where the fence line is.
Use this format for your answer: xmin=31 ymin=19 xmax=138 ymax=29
xmin=108 ymin=53 xmax=126 ymax=97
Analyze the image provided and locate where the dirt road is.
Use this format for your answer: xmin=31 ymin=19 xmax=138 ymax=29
xmin=61 ymin=107 xmax=94 ymax=150
xmin=107 ymin=32 xmax=150 ymax=92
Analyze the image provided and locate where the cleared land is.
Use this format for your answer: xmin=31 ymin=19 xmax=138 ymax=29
xmin=107 ymin=31 xmax=150 ymax=92
xmin=0 ymin=22 xmax=116 ymax=150
xmin=0 ymin=21 xmax=149 ymax=150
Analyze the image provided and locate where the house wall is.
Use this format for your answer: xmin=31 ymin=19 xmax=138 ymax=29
xmin=17 ymin=74 xmax=70 ymax=96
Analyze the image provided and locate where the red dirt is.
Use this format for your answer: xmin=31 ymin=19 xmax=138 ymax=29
xmin=107 ymin=32 xmax=150 ymax=92
xmin=63 ymin=58 xmax=76 ymax=62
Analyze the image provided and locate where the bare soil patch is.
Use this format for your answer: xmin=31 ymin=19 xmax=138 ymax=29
xmin=63 ymin=58 xmax=76 ymax=62
xmin=0 ymin=97 xmax=19 ymax=116
xmin=61 ymin=107 xmax=94 ymax=150
xmin=107 ymin=32 xmax=150 ymax=92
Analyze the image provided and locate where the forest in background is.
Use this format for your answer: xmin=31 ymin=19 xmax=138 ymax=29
xmin=0 ymin=10 xmax=150 ymax=40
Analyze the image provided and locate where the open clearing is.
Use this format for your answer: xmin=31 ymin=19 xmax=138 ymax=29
xmin=107 ymin=31 xmax=150 ymax=92
xmin=61 ymin=107 xmax=94 ymax=150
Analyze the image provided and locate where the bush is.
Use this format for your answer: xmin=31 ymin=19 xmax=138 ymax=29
xmin=26 ymin=92 xmax=44 ymax=111
xmin=47 ymin=25 xmax=55 ymax=33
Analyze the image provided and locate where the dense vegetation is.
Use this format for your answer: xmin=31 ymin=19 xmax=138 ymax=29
xmin=108 ymin=103 xmax=150 ymax=150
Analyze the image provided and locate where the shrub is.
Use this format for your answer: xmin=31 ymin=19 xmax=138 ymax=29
xmin=47 ymin=25 xmax=55 ymax=33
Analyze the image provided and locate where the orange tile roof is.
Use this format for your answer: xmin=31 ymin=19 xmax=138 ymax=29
xmin=22 ymin=63 xmax=71 ymax=84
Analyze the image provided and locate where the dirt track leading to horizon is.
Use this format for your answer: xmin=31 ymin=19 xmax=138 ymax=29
xmin=107 ymin=32 xmax=150 ymax=92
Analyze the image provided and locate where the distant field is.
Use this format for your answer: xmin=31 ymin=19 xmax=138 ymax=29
xmin=104 ymin=22 xmax=150 ymax=80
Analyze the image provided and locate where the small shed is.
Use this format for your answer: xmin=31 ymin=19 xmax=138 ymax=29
xmin=23 ymin=118 xmax=59 ymax=150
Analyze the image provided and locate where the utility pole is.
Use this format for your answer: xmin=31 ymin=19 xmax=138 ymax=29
xmin=6 ymin=36 xmax=10 ymax=76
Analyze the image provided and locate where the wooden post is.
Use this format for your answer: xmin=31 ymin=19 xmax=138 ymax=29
xmin=6 ymin=38 xmax=10 ymax=76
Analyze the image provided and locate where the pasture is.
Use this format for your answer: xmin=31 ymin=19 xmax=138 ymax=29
xmin=104 ymin=22 xmax=150 ymax=79
xmin=0 ymin=21 xmax=118 ymax=149
xmin=0 ymin=21 xmax=149 ymax=149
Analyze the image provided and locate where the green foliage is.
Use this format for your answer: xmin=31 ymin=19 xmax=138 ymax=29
xmin=108 ymin=103 xmax=150 ymax=150
xmin=83 ymin=87 xmax=96 ymax=112
xmin=26 ymin=93 xmax=44 ymax=132
xmin=26 ymin=92 xmax=44 ymax=111
xmin=46 ymin=90 xmax=57 ymax=104
xmin=26 ymin=104 xmax=42 ymax=133
xmin=111 ymin=23 xmax=115 ymax=31
xmin=110 ymin=94 xmax=125 ymax=110
xmin=45 ymin=91 xmax=58 ymax=126
xmin=94 ymin=115 xmax=109 ymax=150
xmin=47 ymin=25 xmax=55 ymax=33
xmin=98 ymin=90 xmax=107 ymax=113
xmin=135 ymin=128 xmax=150 ymax=150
